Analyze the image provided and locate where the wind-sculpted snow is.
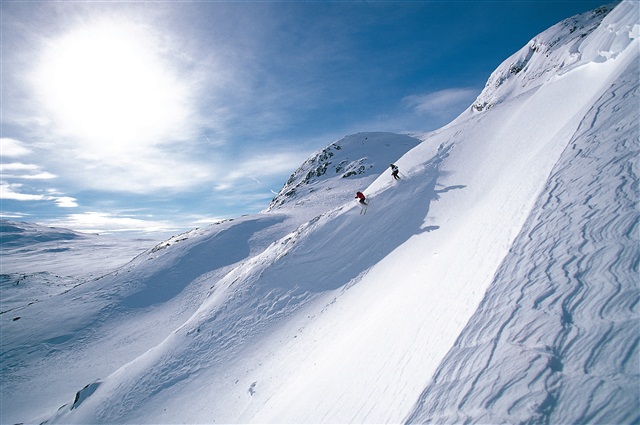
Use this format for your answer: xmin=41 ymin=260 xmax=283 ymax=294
xmin=406 ymin=44 xmax=639 ymax=425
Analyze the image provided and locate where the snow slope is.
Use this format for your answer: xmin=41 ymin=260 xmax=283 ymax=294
xmin=1 ymin=2 xmax=638 ymax=424
xmin=1 ymin=134 xmax=422 ymax=424
xmin=406 ymin=11 xmax=640 ymax=422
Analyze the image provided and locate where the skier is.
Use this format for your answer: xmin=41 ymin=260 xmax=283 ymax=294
xmin=390 ymin=163 xmax=400 ymax=180
xmin=355 ymin=191 xmax=368 ymax=215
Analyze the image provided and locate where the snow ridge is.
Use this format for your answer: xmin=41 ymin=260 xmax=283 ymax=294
xmin=405 ymin=42 xmax=639 ymax=425
xmin=471 ymin=2 xmax=630 ymax=112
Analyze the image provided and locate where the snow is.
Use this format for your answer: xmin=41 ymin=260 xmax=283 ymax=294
xmin=405 ymin=44 xmax=640 ymax=424
xmin=1 ymin=2 xmax=638 ymax=424
xmin=1 ymin=220 xmax=158 ymax=313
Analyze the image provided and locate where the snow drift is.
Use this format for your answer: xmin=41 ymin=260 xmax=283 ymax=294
xmin=1 ymin=2 xmax=638 ymax=424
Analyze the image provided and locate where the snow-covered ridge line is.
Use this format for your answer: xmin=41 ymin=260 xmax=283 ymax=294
xmin=267 ymin=132 xmax=421 ymax=210
xmin=471 ymin=1 xmax=635 ymax=112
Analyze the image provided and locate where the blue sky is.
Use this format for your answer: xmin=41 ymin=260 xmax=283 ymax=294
xmin=1 ymin=0 xmax=610 ymax=236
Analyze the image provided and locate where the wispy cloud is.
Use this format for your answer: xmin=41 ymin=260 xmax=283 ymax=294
xmin=0 ymin=182 xmax=77 ymax=207
xmin=48 ymin=194 xmax=78 ymax=208
xmin=1 ymin=136 xmax=75 ymax=207
xmin=0 ymin=182 xmax=48 ymax=202
xmin=1 ymin=2 xmax=489 ymax=234
xmin=212 ymin=149 xmax=311 ymax=205
xmin=1 ymin=163 xmax=57 ymax=179
xmin=403 ymin=88 xmax=479 ymax=118
xmin=1 ymin=138 xmax=32 ymax=157
xmin=226 ymin=151 xmax=310 ymax=184
xmin=54 ymin=149 xmax=216 ymax=194
xmin=1 ymin=163 xmax=40 ymax=171
xmin=3 ymin=4 xmax=331 ymax=203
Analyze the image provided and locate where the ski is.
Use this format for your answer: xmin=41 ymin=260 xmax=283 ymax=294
xmin=359 ymin=199 xmax=369 ymax=215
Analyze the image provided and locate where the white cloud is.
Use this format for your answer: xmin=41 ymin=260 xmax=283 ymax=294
xmin=210 ymin=150 xmax=310 ymax=203
xmin=0 ymin=182 xmax=77 ymax=207
xmin=404 ymin=88 xmax=479 ymax=116
xmin=226 ymin=150 xmax=311 ymax=184
xmin=0 ymin=211 xmax=31 ymax=219
xmin=4 ymin=7 xmax=312 ymax=200
xmin=190 ymin=215 xmax=228 ymax=226
xmin=1 ymin=163 xmax=39 ymax=171
xmin=0 ymin=182 xmax=47 ymax=201
xmin=0 ymin=138 xmax=32 ymax=157
xmin=53 ymin=196 xmax=78 ymax=208
xmin=55 ymin=150 xmax=215 ymax=194
xmin=19 ymin=172 xmax=58 ymax=180
xmin=1 ymin=163 xmax=57 ymax=179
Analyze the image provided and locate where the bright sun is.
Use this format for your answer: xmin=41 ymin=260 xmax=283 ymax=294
xmin=36 ymin=20 xmax=190 ymax=156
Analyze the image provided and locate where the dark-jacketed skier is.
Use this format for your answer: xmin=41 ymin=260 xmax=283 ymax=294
xmin=355 ymin=191 xmax=368 ymax=205
xmin=390 ymin=164 xmax=400 ymax=180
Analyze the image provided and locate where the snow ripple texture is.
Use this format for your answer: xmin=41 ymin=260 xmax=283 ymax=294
xmin=405 ymin=55 xmax=639 ymax=423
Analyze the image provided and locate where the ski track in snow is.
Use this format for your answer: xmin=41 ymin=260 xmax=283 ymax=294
xmin=405 ymin=49 xmax=639 ymax=425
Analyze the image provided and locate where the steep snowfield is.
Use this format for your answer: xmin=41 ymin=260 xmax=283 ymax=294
xmin=1 ymin=2 xmax=638 ymax=424
xmin=406 ymin=26 xmax=640 ymax=424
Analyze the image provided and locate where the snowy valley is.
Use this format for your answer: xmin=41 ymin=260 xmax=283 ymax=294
xmin=1 ymin=2 xmax=638 ymax=424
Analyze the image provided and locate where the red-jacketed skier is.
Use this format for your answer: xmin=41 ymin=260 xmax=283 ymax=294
xmin=355 ymin=191 xmax=368 ymax=205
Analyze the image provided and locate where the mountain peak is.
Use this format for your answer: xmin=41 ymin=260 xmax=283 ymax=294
xmin=267 ymin=132 xmax=420 ymax=211
xmin=471 ymin=2 xmax=623 ymax=112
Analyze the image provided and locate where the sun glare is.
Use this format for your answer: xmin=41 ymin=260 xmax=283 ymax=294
xmin=36 ymin=20 xmax=191 ymax=156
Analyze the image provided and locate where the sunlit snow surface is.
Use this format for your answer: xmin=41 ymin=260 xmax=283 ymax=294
xmin=1 ymin=2 xmax=638 ymax=424
xmin=1 ymin=221 xmax=158 ymax=313
xmin=406 ymin=31 xmax=640 ymax=425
